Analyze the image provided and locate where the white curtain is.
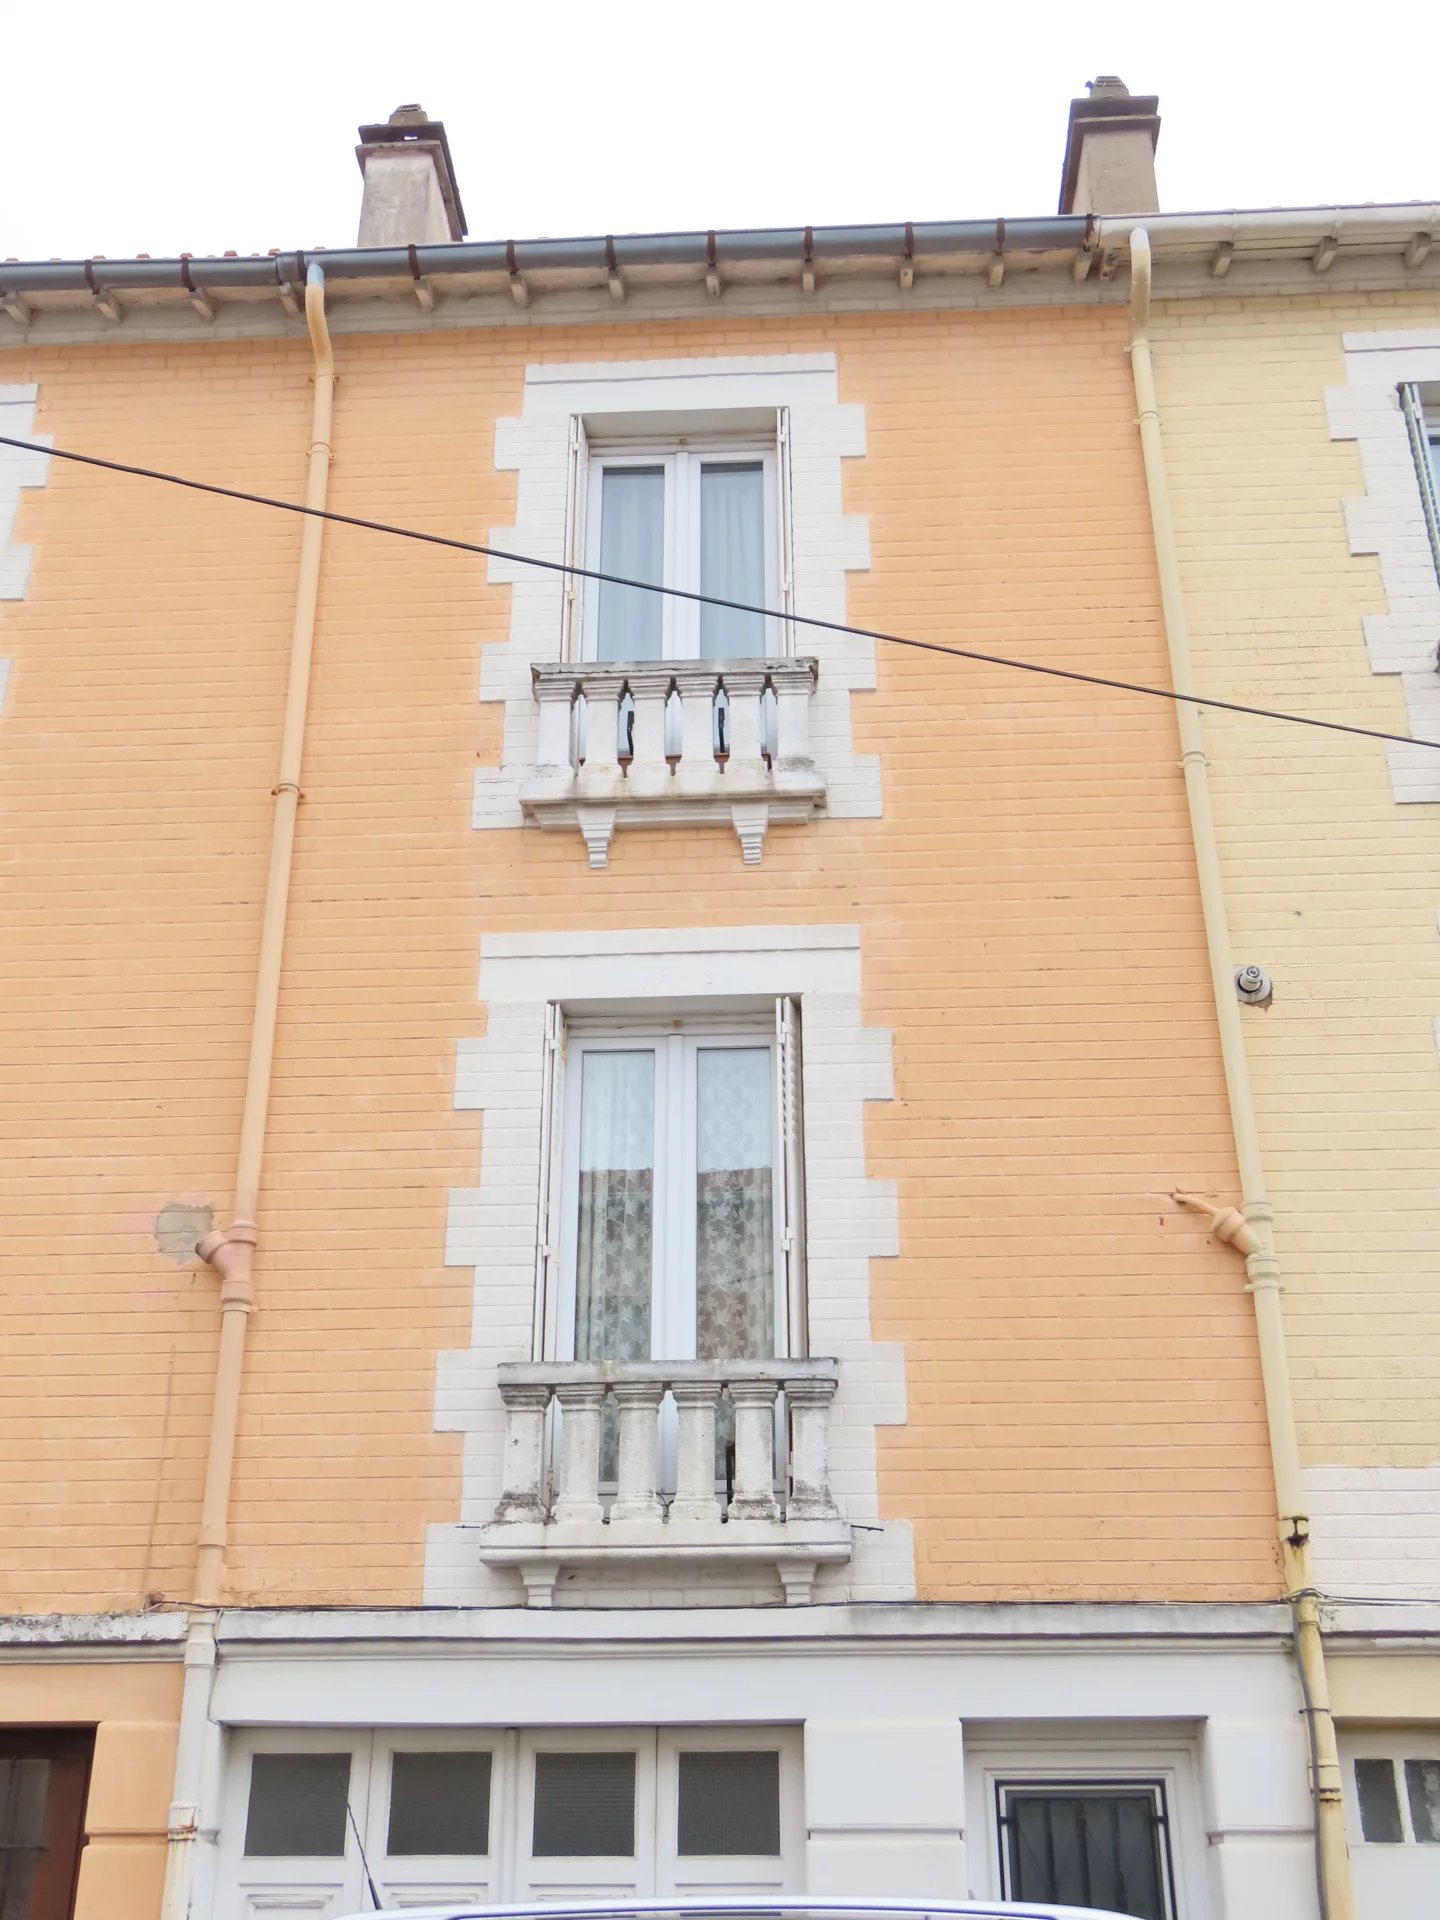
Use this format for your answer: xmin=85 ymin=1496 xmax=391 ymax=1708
xmin=596 ymin=467 xmax=665 ymax=661
xmin=694 ymin=1047 xmax=774 ymax=1361
xmin=574 ymin=1051 xmax=655 ymax=1365
xmin=699 ymin=463 xmax=766 ymax=659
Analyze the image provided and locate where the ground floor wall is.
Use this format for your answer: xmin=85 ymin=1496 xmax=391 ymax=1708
xmin=199 ymin=1606 xmax=1317 ymax=1920
xmin=0 ymin=1654 xmax=182 ymax=1920
xmin=11 ymin=1610 xmax=1440 ymax=1920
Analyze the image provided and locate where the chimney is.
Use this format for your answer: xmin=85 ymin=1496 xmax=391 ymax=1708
xmin=1058 ymin=77 xmax=1160 ymax=215
xmin=355 ymin=105 xmax=467 ymax=247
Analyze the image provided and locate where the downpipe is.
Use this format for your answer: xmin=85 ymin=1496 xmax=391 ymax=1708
xmin=161 ymin=262 xmax=334 ymax=1920
xmin=1129 ymin=228 xmax=1353 ymax=1920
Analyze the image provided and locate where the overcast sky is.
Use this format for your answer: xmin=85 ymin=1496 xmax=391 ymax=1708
xmin=7 ymin=0 xmax=1438 ymax=262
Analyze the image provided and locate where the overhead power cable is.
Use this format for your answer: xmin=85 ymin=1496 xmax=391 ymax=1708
xmin=2 ymin=430 xmax=1436 ymax=755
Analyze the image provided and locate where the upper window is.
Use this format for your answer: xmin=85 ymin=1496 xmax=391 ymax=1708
xmin=582 ymin=438 xmax=782 ymax=663
xmin=997 ymin=1780 xmax=1175 ymax=1920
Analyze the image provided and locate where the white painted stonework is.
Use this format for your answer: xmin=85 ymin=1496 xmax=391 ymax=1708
xmin=473 ymin=354 xmax=880 ymax=856
xmin=1303 ymin=1463 xmax=1440 ymax=1597
xmin=0 ymin=384 xmax=50 ymax=602
xmin=429 ymin=922 xmax=911 ymax=1607
xmin=1326 ymin=333 xmax=1440 ymax=805
xmin=0 ymin=384 xmax=50 ymax=713
xmin=196 ymin=1608 xmax=1315 ymax=1920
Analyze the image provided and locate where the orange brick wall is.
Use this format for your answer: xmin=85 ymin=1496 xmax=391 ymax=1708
xmin=0 ymin=304 xmax=1278 ymax=1610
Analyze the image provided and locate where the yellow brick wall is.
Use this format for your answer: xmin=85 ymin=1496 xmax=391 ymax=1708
xmin=0 ymin=304 xmax=1278 ymax=1611
xmin=1152 ymin=288 xmax=1440 ymax=1468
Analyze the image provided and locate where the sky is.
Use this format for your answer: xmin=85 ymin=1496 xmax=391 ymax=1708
xmin=6 ymin=0 xmax=1438 ymax=263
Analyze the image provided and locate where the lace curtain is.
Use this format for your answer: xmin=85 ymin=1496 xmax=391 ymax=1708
xmin=574 ymin=1050 xmax=655 ymax=1365
xmin=695 ymin=1047 xmax=774 ymax=1361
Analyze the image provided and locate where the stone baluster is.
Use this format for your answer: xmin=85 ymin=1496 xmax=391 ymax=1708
xmin=725 ymin=667 xmax=766 ymax=772
xmin=669 ymin=1378 xmax=725 ymax=1522
xmin=678 ymin=672 xmax=715 ymax=770
xmin=534 ymin=678 xmax=578 ymax=775
xmin=727 ymin=1377 xmax=781 ymax=1520
xmin=773 ymin=670 xmax=814 ymax=767
xmin=583 ymin=680 xmax=621 ymax=779
xmin=609 ymin=1379 xmax=666 ymax=1523
xmin=784 ymin=1375 xmax=840 ymax=1519
xmin=493 ymin=1380 xmax=552 ymax=1522
xmin=551 ymin=1380 xmax=606 ymax=1524
xmin=627 ymin=672 xmax=670 ymax=797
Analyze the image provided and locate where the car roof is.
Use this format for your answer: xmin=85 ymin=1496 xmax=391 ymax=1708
xmin=329 ymin=1899 xmax=1143 ymax=1920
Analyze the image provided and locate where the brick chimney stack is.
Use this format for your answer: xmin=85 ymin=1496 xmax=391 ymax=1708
xmin=1058 ymin=77 xmax=1161 ymax=215
xmin=356 ymin=105 xmax=467 ymax=247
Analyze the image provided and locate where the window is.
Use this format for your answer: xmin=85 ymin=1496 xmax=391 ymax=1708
xmin=545 ymin=1004 xmax=804 ymax=1372
xmin=0 ymin=1732 xmax=92 ymax=1920
xmin=244 ymin=1752 xmax=352 ymax=1857
xmin=676 ymin=1750 xmax=782 ymax=1856
xmin=997 ymin=1781 xmax=1175 ymax=1920
xmin=579 ymin=434 xmax=785 ymax=662
xmin=1355 ymin=1755 xmax=1440 ymax=1845
xmin=1401 ymin=383 xmax=1440 ymax=583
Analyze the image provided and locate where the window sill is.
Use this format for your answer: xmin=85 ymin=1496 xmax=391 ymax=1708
xmin=519 ymin=658 xmax=825 ymax=867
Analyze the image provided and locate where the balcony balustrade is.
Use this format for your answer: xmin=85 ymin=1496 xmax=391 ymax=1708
xmin=477 ymin=1357 xmax=849 ymax=1606
xmin=517 ymin=658 xmax=825 ymax=866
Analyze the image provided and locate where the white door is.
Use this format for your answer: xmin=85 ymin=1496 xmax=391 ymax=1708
xmin=217 ymin=1732 xmax=501 ymax=1920
xmin=1341 ymin=1728 xmax=1440 ymax=1920
xmin=657 ymin=1726 xmax=803 ymax=1895
xmin=216 ymin=1732 xmax=370 ymax=1920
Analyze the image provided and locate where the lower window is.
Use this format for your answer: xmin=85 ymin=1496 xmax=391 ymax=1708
xmin=997 ymin=1779 xmax=1175 ymax=1920
xmin=0 ymin=1731 xmax=93 ymax=1920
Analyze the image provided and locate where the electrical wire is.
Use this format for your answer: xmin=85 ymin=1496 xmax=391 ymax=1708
xmin=3 ymin=430 xmax=1438 ymax=756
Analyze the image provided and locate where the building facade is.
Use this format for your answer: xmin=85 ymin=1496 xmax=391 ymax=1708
xmin=1 ymin=82 xmax=1438 ymax=1920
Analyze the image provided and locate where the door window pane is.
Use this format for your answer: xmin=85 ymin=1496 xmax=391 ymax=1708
xmin=695 ymin=1048 xmax=774 ymax=1362
xmin=387 ymin=1751 xmax=491 ymax=1857
xmin=1405 ymin=1759 xmax=1440 ymax=1843
xmin=1003 ymin=1787 xmax=1168 ymax=1920
xmin=532 ymin=1752 xmax=636 ymax=1858
xmin=0 ymin=1758 xmax=50 ymax=1920
xmin=1356 ymin=1758 xmax=1404 ymax=1842
xmin=574 ymin=1051 xmax=655 ymax=1367
xmin=676 ymin=1750 xmax=781 ymax=1856
xmin=244 ymin=1753 xmax=351 ymax=1858
xmin=597 ymin=467 xmax=664 ymax=661
xmin=699 ymin=463 xmax=766 ymax=659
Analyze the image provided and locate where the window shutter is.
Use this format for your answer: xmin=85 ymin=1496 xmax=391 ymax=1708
xmin=533 ymin=1003 xmax=567 ymax=1358
xmin=561 ymin=415 xmax=590 ymax=660
xmin=776 ymin=407 xmax=796 ymax=655
xmin=1400 ymin=383 xmax=1440 ymax=583
xmin=774 ymin=996 xmax=807 ymax=1355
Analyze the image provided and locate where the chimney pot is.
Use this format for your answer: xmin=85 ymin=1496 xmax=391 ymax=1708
xmin=1058 ymin=75 xmax=1161 ymax=216
xmin=356 ymin=105 xmax=467 ymax=247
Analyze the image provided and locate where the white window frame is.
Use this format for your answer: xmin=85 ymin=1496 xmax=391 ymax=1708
xmin=541 ymin=1007 xmax=804 ymax=1367
xmin=963 ymin=1731 xmax=1207 ymax=1920
xmin=577 ymin=434 xmax=784 ymax=662
xmin=1341 ymin=1726 xmax=1440 ymax=1847
xmin=1400 ymin=382 xmax=1440 ymax=584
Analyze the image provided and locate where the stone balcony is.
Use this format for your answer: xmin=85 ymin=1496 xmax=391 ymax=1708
xmin=517 ymin=657 xmax=825 ymax=867
xmin=477 ymin=1357 xmax=849 ymax=1606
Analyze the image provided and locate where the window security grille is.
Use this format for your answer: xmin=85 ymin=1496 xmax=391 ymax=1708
xmin=676 ymin=1750 xmax=782 ymax=1856
xmin=387 ymin=1750 xmax=493 ymax=1857
xmin=243 ymin=1752 xmax=352 ymax=1858
xmin=998 ymin=1781 xmax=1173 ymax=1920
xmin=531 ymin=1751 xmax=637 ymax=1858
